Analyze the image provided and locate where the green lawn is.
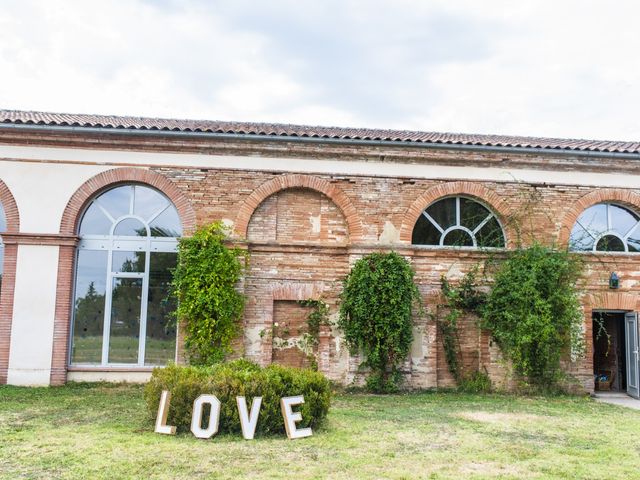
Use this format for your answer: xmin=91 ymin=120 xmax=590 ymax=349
xmin=1 ymin=384 xmax=639 ymax=479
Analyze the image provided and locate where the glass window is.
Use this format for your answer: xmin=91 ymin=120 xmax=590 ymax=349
xmin=569 ymin=202 xmax=640 ymax=253
xmin=412 ymin=196 xmax=506 ymax=248
xmin=70 ymin=184 xmax=182 ymax=366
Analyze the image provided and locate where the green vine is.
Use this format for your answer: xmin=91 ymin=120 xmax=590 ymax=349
xmin=171 ymin=222 xmax=248 ymax=365
xmin=592 ymin=312 xmax=611 ymax=357
xmin=481 ymin=243 xmax=584 ymax=386
xmin=338 ymin=252 xmax=423 ymax=393
xmin=435 ymin=266 xmax=487 ymax=383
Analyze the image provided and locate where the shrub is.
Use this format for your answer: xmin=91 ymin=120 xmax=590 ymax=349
xmin=338 ymin=252 xmax=423 ymax=393
xmin=481 ymin=244 xmax=584 ymax=386
xmin=171 ymin=222 xmax=247 ymax=365
xmin=144 ymin=360 xmax=332 ymax=435
xmin=457 ymin=371 xmax=492 ymax=393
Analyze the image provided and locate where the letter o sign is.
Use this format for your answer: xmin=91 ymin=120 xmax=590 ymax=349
xmin=190 ymin=394 xmax=222 ymax=439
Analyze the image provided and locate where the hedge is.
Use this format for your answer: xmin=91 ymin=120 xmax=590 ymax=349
xmin=144 ymin=360 xmax=332 ymax=436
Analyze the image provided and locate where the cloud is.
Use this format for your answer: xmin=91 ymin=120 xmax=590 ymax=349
xmin=0 ymin=0 xmax=638 ymax=140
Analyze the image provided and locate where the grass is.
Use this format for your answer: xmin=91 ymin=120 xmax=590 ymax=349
xmin=1 ymin=384 xmax=639 ymax=479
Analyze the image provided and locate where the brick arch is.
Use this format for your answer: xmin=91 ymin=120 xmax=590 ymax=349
xmin=399 ymin=181 xmax=514 ymax=245
xmin=49 ymin=167 xmax=196 ymax=385
xmin=0 ymin=179 xmax=19 ymax=233
xmin=59 ymin=167 xmax=196 ymax=236
xmin=557 ymin=188 xmax=640 ymax=247
xmin=0 ymin=179 xmax=19 ymax=384
xmin=586 ymin=292 xmax=638 ymax=312
xmin=234 ymin=174 xmax=364 ymax=241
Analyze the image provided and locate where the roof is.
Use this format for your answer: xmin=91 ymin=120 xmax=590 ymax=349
xmin=0 ymin=109 xmax=639 ymax=154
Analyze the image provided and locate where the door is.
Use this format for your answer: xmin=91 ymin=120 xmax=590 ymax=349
xmin=625 ymin=312 xmax=640 ymax=398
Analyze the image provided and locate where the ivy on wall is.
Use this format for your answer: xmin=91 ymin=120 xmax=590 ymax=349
xmin=434 ymin=267 xmax=487 ymax=384
xmin=481 ymin=244 xmax=585 ymax=386
xmin=338 ymin=252 xmax=423 ymax=392
xmin=171 ymin=222 xmax=248 ymax=365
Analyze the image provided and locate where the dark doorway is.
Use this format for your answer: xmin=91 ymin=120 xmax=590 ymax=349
xmin=593 ymin=311 xmax=627 ymax=392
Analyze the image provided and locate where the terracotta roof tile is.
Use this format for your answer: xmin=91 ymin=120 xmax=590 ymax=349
xmin=0 ymin=109 xmax=638 ymax=154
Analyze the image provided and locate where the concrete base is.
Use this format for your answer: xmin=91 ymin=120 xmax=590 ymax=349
xmin=593 ymin=392 xmax=640 ymax=410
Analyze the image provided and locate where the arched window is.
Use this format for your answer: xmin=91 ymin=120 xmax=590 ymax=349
xmin=569 ymin=202 xmax=640 ymax=253
xmin=0 ymin=201 xmax=6 ymax=294
xmin=70 ymin=184 xmax=182 ymax=367
xmin=412 ymin=196 xmax=505 ymax=248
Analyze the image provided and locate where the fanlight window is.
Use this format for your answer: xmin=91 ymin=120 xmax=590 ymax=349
xmin=70 ymin=184 xmax=182 ymax=367
xmin=412 ymin=196 xmax=505 ymax=248
xmin=569 ymin=202 xmax=640 ymax=253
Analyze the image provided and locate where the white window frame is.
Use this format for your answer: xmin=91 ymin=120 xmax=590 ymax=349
xmin=69 ymin=185 xmax=180 ymax=368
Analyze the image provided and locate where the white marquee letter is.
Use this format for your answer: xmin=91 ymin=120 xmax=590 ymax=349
xmin=190 ymin=394 xmax=221 ymax=439
xmin=280 ymin=395 xmax=312 ymax=440
xmin=154 ymin=390 xmax=176 ymax=435
xmin=236 ymin=396 xmax=262 ymax=440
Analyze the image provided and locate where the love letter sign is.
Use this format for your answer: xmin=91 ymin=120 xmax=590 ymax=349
xmin=154 ymin=390 xmax=312 ymax=440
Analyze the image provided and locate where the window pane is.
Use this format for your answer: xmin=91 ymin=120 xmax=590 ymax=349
xmin=596 ymin=235 xmax=625 ymax=252
xmin=98 ymin=186 xmax=132 ymax=220
xmin=71 ymin=250 xmax=108 ymax=364
xmin=577 ymin=204 xmax=607 ymax=236
xmin=79 ymin=202 xmax=112 ymax=235
xmin=442 ymin=229 xmax=474 ymax=247
xmin=112 ymin=251 xmax=145 ymax=273
xmin=113 ymin=217 xmax=148 ymax=237
xmin=412 ymin=215 xmax=441 ymax=245
xmin=133 ymin=185 xmax=168 ymax=221
xmin=0 ymin=202 xmax=6 ymax=232
xmin=460 ymin=197 xmax=490 ymax=230
xmin=569 ymin=223 xmax=594 ymax=251
xmin=426 ymin=198 xmax=456 ymax=230
xmin=108 ymin=277 xmax=142 ymax=364
xmin=476 ymin=217 xmax=505 ymax=247
xmin=149 ymin=206 xmax=182 ymax=237
xmin=609 ymin=204 xmax=639 ymax=236
xmin=145 ymin=253 xmax=177 ymax=365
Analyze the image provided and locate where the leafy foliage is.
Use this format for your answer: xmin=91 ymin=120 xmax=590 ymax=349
xmin=144 ymin=360 xmax=332 ymax=435
xmin=436 ymin=267 xmax=487 ymax=383
xmin=171 ymin=222 xmax=247 ymax=365
xmin=338 ymin=252 xmax=422 ymax=392
xmin=481 ymin=244 xmax=584 ymax=385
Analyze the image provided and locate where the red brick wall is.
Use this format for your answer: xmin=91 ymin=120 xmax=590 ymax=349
xmin=151 ymin=164 xmax=640 ymax=391
xmin=248 ymin=188 xmax=348 ymax=244
xmin=271 ymin=300 xmax=314 ymax=369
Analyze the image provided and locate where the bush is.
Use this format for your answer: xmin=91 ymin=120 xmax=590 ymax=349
xmin=144 ymin=360 xmax=332 ymax=435
xmin=338 ymin=252 xmax=423 ymax=392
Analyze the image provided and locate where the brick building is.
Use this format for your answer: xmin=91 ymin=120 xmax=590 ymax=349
xmin=1 ymin=110 xmax=639 ymax=396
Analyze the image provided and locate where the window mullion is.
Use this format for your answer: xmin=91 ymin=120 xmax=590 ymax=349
xmin=455 ymin=197 xmax=461 ymax=226
xmin=129 ymin=185 xmax=135 ymax=215
xmin=473 ymin=213 xmax=494 ymax=234
xmin=138 ymin=242 xmax=152 ymax=366
xmin=147 ymin=203 xmax=170 ymax=225
xmin=422 ymin=211 xmax=443 ymax=233
xmin=101 ymin=247 xmax=114 ymax=366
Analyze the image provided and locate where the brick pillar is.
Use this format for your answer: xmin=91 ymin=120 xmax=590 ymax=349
xmin=0 ymin=243 xmax=18 ymax=384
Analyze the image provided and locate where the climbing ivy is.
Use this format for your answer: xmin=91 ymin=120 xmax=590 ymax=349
xmin=481 ymin=244 xmax=584 ymax=386
xmin=435 ymin=267 xmax=487 ymax=383
xmin=338 ymin=252 xmax=423 ymax=392
xmin=171 ymin=222 xmax=248 ymax=365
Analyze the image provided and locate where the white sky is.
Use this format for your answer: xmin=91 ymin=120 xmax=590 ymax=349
xmin=0 ymin=0 xmax=639 ymax=141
